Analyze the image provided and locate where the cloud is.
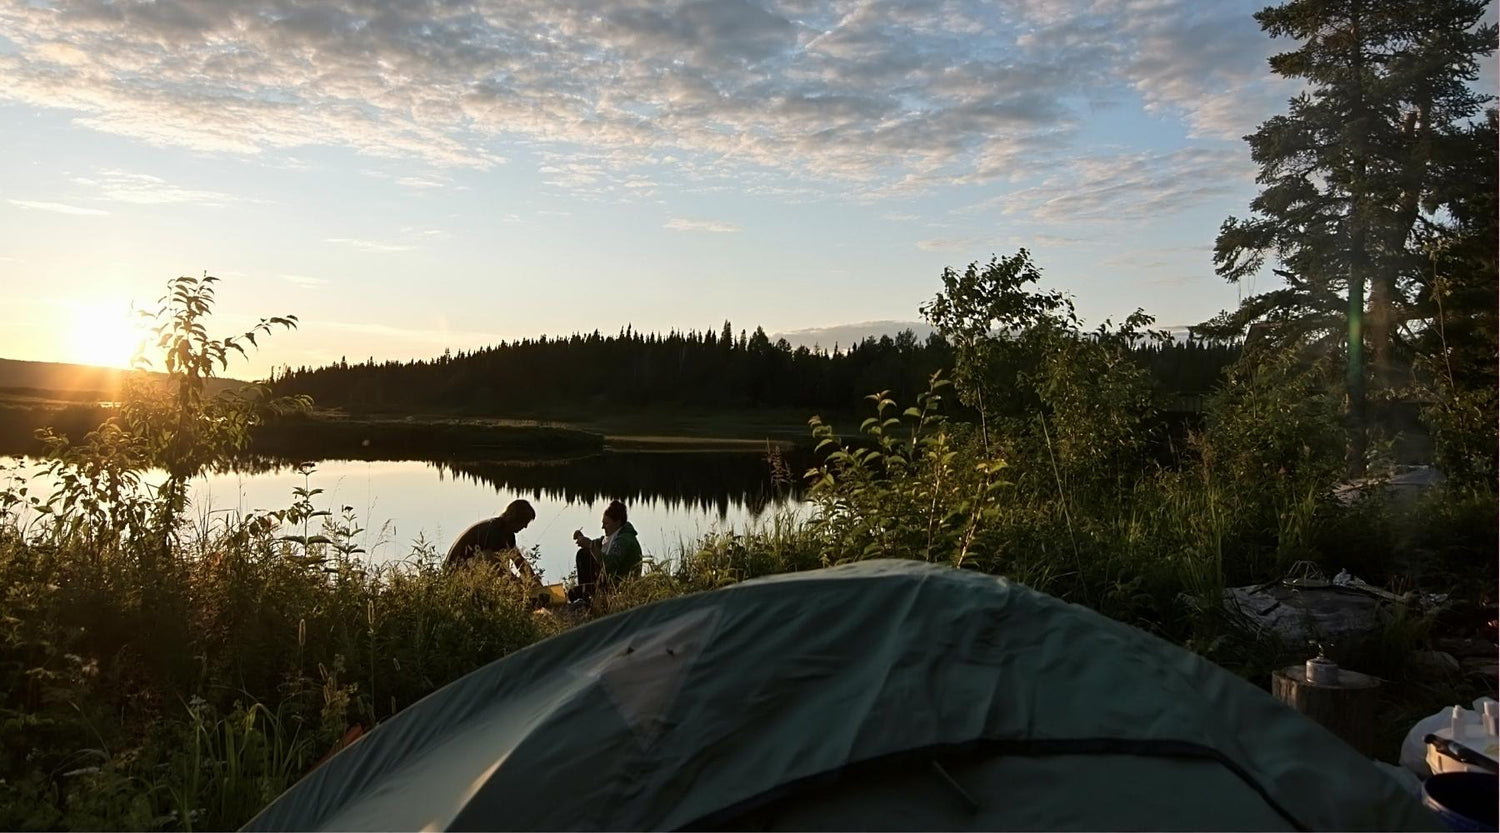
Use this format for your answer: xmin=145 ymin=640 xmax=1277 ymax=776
xmin=1109 ymin=0 xmax=1301 ymax=139
xmin=324 ymin=237 xmax=415 ymax=253
xmin=87 ymin=169 xmax=236 ymax=205
xmin=0 ymin=0 xmax=1290 ymax=197
xmin=395 ymin=176 xmax=447 ymax=190
xmin=916 ymin=236 xmax=983 ymax=252
xmin=774 ymin=320 xmax=934 ymax=351
xmin=8 ymin=199 xmax=109 ymax=216
xmin=399 ymin=225 xmax=449 ymax=238
xmin=995 ymin=147 xmax=1248 ymax=223
xmin=622 ymin=174 xmax=657 ymax=192
xmin=1011 ymin=0 xmax=1298 ymax=140
xmin=665 ymin=218 xmax=741 ymax=233
xmin=281 ymin=274 xmax=329 ymax=288
xmin=1032 ymin=234 xmax=1085 ymax=245
xmin=1101 ymin=245 xmax=1211 ymax=271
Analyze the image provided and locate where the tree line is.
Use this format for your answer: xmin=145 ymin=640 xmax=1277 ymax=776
xmin=266 ymin=326 xmax=1241 ymax=417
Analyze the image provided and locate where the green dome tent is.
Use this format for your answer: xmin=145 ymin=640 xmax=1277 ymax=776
xmin=243 ymin=560 xmax=1436 ymax=831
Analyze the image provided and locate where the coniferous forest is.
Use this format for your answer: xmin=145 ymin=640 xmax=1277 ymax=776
xmin=268 ymin=325 xmax=1240 ymax=416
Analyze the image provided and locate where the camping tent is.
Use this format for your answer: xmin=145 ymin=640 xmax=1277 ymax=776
xmin=243 ymin=560 xmax=1436 ymax=831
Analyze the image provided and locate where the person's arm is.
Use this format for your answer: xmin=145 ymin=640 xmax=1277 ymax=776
xmin=507 ymin=549 xmax=539 ymax=585
xmin=603 ymin=533 xmax=642 ymax=580
xmin=574 ymin=530 xmax=603 ymax=559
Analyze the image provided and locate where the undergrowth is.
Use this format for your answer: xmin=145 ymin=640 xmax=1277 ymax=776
xmin=0 ymin=268 xmax=1492 ymax=829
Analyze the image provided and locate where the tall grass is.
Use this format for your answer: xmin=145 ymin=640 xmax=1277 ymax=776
xmin=0 ymin=273 xmax=1492 ymax=829
xmin=3 ymin=419 xmax=1493 ymax=829
xmin=0 ymin=505 xmax=555 ymax=830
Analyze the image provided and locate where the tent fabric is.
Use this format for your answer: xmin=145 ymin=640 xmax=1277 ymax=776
xmin=713 ymin=751 xmax=1297 ymax=831
xmin=242 ymin=559 xmax=1437 ymax=831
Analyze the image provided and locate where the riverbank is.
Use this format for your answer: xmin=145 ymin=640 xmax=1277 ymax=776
xmin=279 ymin=404 xmax=824 ymax=449
xmin=0 ymin=392 xmax=820 ymax=458
xmin=249 ymin=411 xmax=605 ymax=459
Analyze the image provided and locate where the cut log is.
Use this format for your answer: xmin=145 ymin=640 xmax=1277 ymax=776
xmin=1272 ymin=665 xmax=1382 ymax=757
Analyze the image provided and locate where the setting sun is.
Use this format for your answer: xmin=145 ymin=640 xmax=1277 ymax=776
xmin=66 ymin=301 xmax=148 ymax=369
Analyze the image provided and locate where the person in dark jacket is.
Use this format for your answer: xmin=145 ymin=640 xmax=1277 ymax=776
xmin=445 ymin=499 xmax=537 ymax=573
xmin=569 ymin=500 xmax=642 ymax=604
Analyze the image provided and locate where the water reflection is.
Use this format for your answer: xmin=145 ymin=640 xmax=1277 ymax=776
xmin=1 ymin=450 xmax=812 ymax=581
xmin=433 ymin=451 xmax=806 ymax=518
xmin=229 ymin=448 xmax=809 ymax=518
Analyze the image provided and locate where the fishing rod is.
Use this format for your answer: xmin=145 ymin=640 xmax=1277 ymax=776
xmin=532 ymin=496 xmax=575 ymax=540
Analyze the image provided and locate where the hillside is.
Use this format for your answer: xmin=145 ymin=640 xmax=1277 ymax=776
xmin=0 ymin=357 xmax=248 ymax=402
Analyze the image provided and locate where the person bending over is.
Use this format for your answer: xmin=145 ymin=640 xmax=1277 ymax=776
xmin=445 ymin=499 xmax=537 ymax=581
xmin=569 ymin=500 xmax=642 ymax=604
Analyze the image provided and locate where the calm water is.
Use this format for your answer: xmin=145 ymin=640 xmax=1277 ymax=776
xmin=0 ymin=451 xmax=808 ymax=584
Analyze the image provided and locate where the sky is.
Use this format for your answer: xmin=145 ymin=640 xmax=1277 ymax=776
xmin=0 ymin=0 xmax=1493 ymax=379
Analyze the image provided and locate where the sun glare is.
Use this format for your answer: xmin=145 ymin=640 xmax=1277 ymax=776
xmin=66 ymin=302 xmax=148 ymax=369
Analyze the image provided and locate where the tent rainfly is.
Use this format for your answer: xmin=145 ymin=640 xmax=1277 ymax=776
xmin=243 ymin=559 xmax=1437 ymax=831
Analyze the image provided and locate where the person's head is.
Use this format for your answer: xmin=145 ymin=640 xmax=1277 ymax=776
xmin=601 ymin=500 xmax=627 ymax=535
xmin=500 ymin=499 xmax=536 ymax=532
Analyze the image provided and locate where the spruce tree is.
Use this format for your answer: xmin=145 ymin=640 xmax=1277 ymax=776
xmin=1206 ymin=0 xmax=1495 ymax=474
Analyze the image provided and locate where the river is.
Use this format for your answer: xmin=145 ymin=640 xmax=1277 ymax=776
xmin=0 ymin=450 xmax=809 ymax=584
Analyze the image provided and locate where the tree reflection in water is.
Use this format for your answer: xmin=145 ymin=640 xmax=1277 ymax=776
xmin=231 ymin=449 xmax=809 ymax=521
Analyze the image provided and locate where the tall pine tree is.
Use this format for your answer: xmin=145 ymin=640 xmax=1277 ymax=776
xmin=1206 ymin=0 xmax=1495 ymax=475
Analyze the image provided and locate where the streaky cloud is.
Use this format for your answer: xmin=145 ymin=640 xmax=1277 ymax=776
xmin=665 ymin=218 xmax=741 ymax=233
xmin=8 ymin=199 xmax=109 ymax=216
xmin=325 ymin=237 xmax=416 ymax=253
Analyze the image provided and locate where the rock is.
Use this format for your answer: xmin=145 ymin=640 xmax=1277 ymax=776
xmin=1412 ymin=649 xmax=1461 ymax=675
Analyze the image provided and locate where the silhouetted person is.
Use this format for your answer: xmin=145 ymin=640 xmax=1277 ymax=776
xmin=569 ymin=500 xmax=642 ymax=605
xmin=445 ymin=499 xmax=537 ymax=576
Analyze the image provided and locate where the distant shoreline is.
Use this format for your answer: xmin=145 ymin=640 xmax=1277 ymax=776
xmin=0 ymin=393 xmax=815 ymax=459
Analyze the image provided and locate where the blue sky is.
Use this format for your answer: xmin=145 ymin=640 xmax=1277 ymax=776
xmin=0 ymin=0 xmax=1492 ymax=378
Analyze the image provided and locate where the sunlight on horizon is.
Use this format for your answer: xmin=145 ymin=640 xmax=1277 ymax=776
xmin=64 ymin=300 xmax=148 ymax=370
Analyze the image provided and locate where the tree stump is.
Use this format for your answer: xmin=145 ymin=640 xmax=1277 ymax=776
xmin=1272 ymin=665 xmax=1382 ymax=757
